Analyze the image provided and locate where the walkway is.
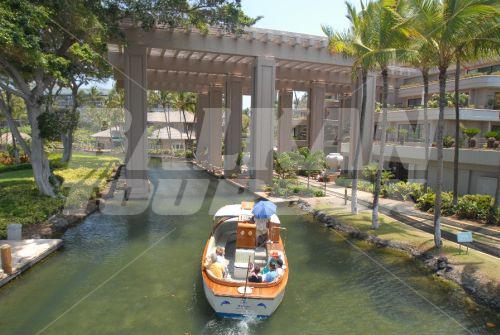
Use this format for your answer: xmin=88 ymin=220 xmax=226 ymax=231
xmin=298 ymin=176 xmax=500 ymax=258
xmin=0 ymin=239 xmax=62 ymax=287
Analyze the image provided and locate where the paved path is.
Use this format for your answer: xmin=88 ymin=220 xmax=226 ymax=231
xmin=299 ymin=176 xmax=500 ymax=258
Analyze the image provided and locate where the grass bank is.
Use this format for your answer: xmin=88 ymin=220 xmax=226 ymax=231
xmin=0 ymin=153 xmax=120 ymax=238
xmin=301 ymin=197 xmax=500 ymax=310
xmin=310 ymin=199 xmax=499 ymax=281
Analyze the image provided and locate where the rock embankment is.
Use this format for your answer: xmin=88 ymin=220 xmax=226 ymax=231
xmin=24 ymin=165 xmax=123 ymax=239
xmin=296 ymin=200 xmax=500 ymax=312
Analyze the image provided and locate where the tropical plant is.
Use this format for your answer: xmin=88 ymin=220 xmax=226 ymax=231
xmin=323 ymin=1 xmax=376 ymax=214
xmin=274 ymin=151 xmax=302 ymax=180
xmin=463 ymin=127 xmax=481 ymax=147
xmin=348 ymin=0 xmax=412 ymax=229
xmin=406 ymin=0 xmax=498 ymax=248
xmin=443 ymin=135 xmax=455 ymax=148
xmin=297 ymin=148 xmax=325 ymax=190
xmin=0 ymin=0 xmax=256 ymax=196
xmin=452 ymin=17 xmax=499 ymax=206
xmin=172 ymin=92 xmax=197 ymax=142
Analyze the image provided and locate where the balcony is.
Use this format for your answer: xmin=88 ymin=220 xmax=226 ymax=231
xmin=340 ymin=141 xmax=500 ymax=167
xmin=375 ymin=107 xmax=500 ymax=122
xmin=398 ymin=74 xmax=500 ymax=98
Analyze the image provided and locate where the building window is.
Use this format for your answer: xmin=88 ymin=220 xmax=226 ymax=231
xmin=494 ymin=92 xmax=500 ymax=110
xmin=398 ymin=124 xmax=423 ymax=142
xmin=172 ymin=143 xmax=184 ymax=150
xmin=293 ymin=125 xmax=308 ymax=141
xmin=407 ymin=98 xmax=421 ymax=107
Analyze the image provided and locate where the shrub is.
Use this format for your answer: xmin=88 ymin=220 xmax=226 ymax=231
xmin=299 ymin=186 xmax=325 ymax=198
xmin=483 ymin=131 xmax=498 ymax=140
xmin=408 ymin=183 xmax=425 ymax=202
xmin=335 ymin=176 xmax=352 ymax=188
xmin=416 ymin=191 xmax=454 ymax=215
xmin=292 ymin=185 xmax=306 ymax=194
xmin=456 ymin=194 xmax=493 ymax=221
xmin=0 ymin=162 xmax=32 ymax=174
xmin=486 ymin=206 xmax=500 ymax=226
xmin=383 ymin=182 xmax=424 ymax=202
xmin=358 ymin=180 xmax=374 ymax=193
xmin=312 ymin=188 xmax=326 ymax=197
xmin=383 ymin=181 xmax=410 ymax=201
xmin=443 ymin=135 xmax=455 ymax=148
xmin=362 ymin=164 xmax=395 ymax=184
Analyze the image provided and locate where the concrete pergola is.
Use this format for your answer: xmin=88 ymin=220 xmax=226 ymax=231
xmin=108 ymin=24 xmax=377 ymax=197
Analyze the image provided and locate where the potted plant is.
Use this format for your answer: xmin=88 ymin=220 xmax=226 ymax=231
xmin=398 ymin=128 xmax=409 ymax=145
xmin=386 ymin=126 xmax=396 ymax=142
xmin=443 ymin=135 xmax=455 ymax=148
xmin=483 ymin=131 xmax=498 ymax=149
xmin=462 ymin=128 xmax=480 ymax=148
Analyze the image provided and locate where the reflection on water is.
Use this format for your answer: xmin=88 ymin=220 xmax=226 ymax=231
xmin=0 ymin=159 xmax=497 ymax=335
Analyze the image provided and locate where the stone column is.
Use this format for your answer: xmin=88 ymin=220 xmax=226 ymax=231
xmin=124 ymin=45 xmax=149 ymax=199
xmin=207 ymin=85 xmax=223 ymax=168
xmin=309 ymin=81 xmax=326 ymax=152
xmin=278 ymin=89 xmax=293 ymax=153
xmin=349 ymin=72 xmax=377 ymax=170
xmin=250 ymin=56 xmax=276 ymax=189
xmin=224 ymin=76 xmax=243 ymax=177
xmin=195 ymin=93 xmax=209 ymax=163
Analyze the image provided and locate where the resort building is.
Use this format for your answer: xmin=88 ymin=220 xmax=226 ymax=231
xmin=339 ymin=60 xmax=500 ymax=196
xmin=90 ymin=110 xmax=195 ymax=151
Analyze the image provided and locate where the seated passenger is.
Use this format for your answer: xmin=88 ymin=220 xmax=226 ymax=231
xmin=276 ymin=258 xmax=284 ymax=276
xmin=215 ymin=246 xmax=226 ymax=264
xmin=248 ymin=265 xmax=262 ymax=283
xmin=206 ymin=253 xmax=226 ymax=279
xmin=261 ymin=252 xmax=282 ymax=274
xmin=262 ymin=263 xmax=278 ymax=283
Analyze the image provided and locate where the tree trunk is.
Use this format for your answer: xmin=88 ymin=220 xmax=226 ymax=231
xmin=452 ymin=57 xmax=461 ymax=205
xmin=61 ymin=85 xmax=79 ymax=163
xmin=0 ymin=91 xmax=31 ymax=157
xmin=351 ymin=69 xmax=368 ymax=215
xmin=61 ymin=131 xmax=73 ymax=163
xmin=27 ymin=102 xmax=56 ymax=197
xmin=372 ymin=68 xmax=388 ymax=229
xmin=422 ymin=69 xmax=430 ymax=193
xmin=11 ymin=131 xmax=20 ymax=164
xmin=495 ymin=166 xmax=500 ymax=208
xmin=434 ymin=66 xmax=447 ymax=249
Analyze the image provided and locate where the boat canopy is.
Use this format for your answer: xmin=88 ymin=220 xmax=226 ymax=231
xmin=213 ymin=203 xmax=280 ymax=224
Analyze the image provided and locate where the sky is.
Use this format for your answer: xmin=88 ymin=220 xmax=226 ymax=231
xmin=241 ymin=0 xmax=351 ymax=36
xmin=88 ymin=0 xmax=353 ymax=98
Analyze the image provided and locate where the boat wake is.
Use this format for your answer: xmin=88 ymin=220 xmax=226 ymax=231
xmin=202 ymin=314 xmax=261 ymax=335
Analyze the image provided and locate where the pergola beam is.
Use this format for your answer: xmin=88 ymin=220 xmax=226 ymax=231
xmin=109 ymin=53 xmax=351 ymax=85
xmin=120 ymin=27 xmax=352 ymax=66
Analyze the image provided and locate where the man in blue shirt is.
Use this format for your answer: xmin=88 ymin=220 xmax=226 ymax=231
xmin=263 ymin=263 xmax=278 ymax=282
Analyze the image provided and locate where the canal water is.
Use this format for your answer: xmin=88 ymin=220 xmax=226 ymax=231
xmin=0 ymin=160 xmax=498 ymax=335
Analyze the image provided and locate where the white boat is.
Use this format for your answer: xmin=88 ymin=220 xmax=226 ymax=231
xmin=201 ymin=201 xmax=288 ymax=319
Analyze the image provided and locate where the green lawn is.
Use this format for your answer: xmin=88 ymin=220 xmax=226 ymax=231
xmin=0 ymin=153 xmax=121 ymax=238
xmin=313 ymin=201 xmax=500 ymax=282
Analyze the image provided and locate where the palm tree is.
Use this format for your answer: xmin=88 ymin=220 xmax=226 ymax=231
xmin=401 ymin=3 xmax=438 ymax=194
xmin=355 ymin=0 xmax=411 ymax=229
xmin=323 ymin=1 xmax=375 ymax=214
xmin=451 ymin=20 xmax=500 ymax=205
xmin=172 ymin=92 xmax=197 ymax=148
xmin=408 ymin=0 xmax=498 ymax=248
